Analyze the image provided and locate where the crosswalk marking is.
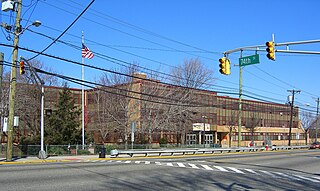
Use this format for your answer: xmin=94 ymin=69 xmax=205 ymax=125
xmin=85 ymin=160 xmax=319 ymax=183
xmin=213 ymin=166 xmax=228 ymax=172
xmin=312 ymin=176 xmax=320 ymax=181
xmin=292 ymin=174 xmax=320 ymax=183
xmin=201 ymin=165 xmax=213 ymax=171
xmin=188 ymin=163 xmax=199 ymax=169
xmin=177 ymin=163 xmax=186 ymax=167
xmin=244 ymin=169 xmax=257 ymax=174
xmin=259 ymin=170 xmax=277 ymax=177
xmin=272 ymin=172 xmax=302 ymax=181
xmin=226 ymin=167 xmax=245 ymax=174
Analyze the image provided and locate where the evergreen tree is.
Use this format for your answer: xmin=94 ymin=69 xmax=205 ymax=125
xmin=45 ymin=83 xmax=81 ymax=145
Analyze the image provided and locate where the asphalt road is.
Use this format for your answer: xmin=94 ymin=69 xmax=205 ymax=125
xmin=0 ymin=149 xmax=319 ymax=191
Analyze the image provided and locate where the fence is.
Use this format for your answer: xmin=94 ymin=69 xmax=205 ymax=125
xmin=0 ymin=143 xmax=311 ymax=158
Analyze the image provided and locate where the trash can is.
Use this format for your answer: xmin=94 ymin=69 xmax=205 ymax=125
xmin=99 ymin=148 xmax=106 ymax=158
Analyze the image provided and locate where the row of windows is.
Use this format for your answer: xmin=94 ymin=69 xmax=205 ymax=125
xmin=232 ymin=132 xmax=305 ymax=141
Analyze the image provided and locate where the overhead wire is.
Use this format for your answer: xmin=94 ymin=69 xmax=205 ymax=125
xmin=38 ymin=0 xmax=217 ymax=62
xmin=27 ymin=0 xmax=95 ymax=61
xmin=26 ymin=28 xmax=239 ymax=93
xmin=2 ymin=59 xmax=316 ymax=115
xmin=2 ymin=43 xmax=305 ymax=108
xmin=62 ymin=0 xmax=221 ymax=55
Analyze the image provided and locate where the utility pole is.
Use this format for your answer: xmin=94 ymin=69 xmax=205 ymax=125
xmin=287 ymin=89 xmax=300 ymax=146
xmin=315 ymin=98 xmax=320 ymax=143
xmin=0 ymin=53 xmax=3 ymax=146
xmin=6 ymin=0 xmax=22 ymax=161
xmin=238 ymin=51 xmax=243 ymax=147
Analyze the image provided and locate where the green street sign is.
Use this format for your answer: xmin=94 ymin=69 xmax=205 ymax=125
xmin=239 ymin=54 xmax=260 ymax=66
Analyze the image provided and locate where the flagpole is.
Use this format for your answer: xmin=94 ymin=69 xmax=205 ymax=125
xmin=81 ymin=32 xmax=85 ymax=150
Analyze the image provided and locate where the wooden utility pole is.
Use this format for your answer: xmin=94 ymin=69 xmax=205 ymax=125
xmin=288 ymin=89 xmax=300 ymax=146
xmin=0 ymin=53 xmax=3 ymax=146
xmin=6 ymin=0 xmax=22 ymax=161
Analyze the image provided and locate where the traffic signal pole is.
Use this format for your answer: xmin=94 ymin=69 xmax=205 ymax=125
xmin=7 ymin=0 xmax=22 ymax=161
xmin=316 ymin=98 xmax=320 ymax=143
xmin=238 ymin=51 xmax=243 ymax=147
xmin=221 ymin=36 xmax=320 ymax=148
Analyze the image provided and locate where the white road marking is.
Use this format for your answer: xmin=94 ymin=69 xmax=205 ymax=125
xmin=259 ymin=170 xmax=277 ymax=177
xmin=226 ymin=167 xmax=245 ymax=174
xmin=244 ymin=169 xmax=257 ymax=174
xmin=177 ymin=163 xmax=186 ymax=167
xmin=166 ymin=163 xmax=174 ymax=166
xmin=201 ymin=165 xmax=213 ymax=171
xmin=273 ymin=172 xmax=302 ymax=181
xmin=292 ymin=174 xmax=320 ymax=183
xmin=213 ymin=166 xmax=229 ymax=172
xmin=155 ymin=162 xmax=161 ymax=165
xmin=312 ymin=176 xmax=320 ymax=181
xmin=144 ymin=161 xmax=151 ymax=165
xmin=134 ymin=161 xmax=141 ymax=164
xmin=124 ymin=161 xmax=131 ymax=164
xmin=188 ymin=163 xmax=199 ymax=169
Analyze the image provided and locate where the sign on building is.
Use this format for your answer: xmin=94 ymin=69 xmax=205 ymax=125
xmin=192 ymin=123 xmax=211 ymax=131
xmin=3 ymin=117 xmax=8 ymax=132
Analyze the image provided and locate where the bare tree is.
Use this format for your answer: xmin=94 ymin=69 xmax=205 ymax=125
xmin=1 ymin=59 xmax=59 ymax=144
xmin=301 ymin=111 xmax=316 ymax=144
xmin=169 ymin=58 xmax=215 ymax=144
xmin=245 ymin=111 xmax=261 ymax=146
xmin=91 ymin=65 xmax=140 ymax=147
xmin=226 ymin=110 xmax=238 ymax=147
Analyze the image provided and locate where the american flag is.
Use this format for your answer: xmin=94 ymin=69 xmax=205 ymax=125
xmin=82 ymin=43 xmax=94 ymax=59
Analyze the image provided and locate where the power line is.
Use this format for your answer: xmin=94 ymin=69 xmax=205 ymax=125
xmin=26 ymin=29 xmax=239 ymax=93
xmin=1 ymin=43 xmax=303 ymax=105
xmin=27 ymin=0 xmax=95 ymax=61
xmin=62 ymin=0 xmax=220 ymax=55
xmin=38 ymin=0 xmax=216 ymax=62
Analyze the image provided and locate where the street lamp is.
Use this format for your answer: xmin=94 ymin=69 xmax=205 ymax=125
xmin=202 ymin=115 xmax=207 ymax=148
xmin=16 ymin=20 xmax=41 ymax=35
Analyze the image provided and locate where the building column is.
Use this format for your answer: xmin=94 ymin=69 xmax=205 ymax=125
xmin=214 ymin=131 xmax=218 ymax=144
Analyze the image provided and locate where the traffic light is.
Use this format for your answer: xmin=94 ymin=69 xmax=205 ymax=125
xmin=219 ymin=57 xmax=231 ymax=75
xmin=266 ymin=41 xmax=275 ymax=60
xmin=19 ymin=61 xmax=25 ymax=75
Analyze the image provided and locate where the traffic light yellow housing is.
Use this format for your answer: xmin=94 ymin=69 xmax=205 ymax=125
xmin=20 ymin=61 xmax=25 ymax=75
xmin=266 ymin=41 xmax=275 ymax=60
xmin=219 ymin=57 xmax=231 ymax=75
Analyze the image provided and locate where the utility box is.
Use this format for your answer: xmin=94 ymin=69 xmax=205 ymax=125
xmin=2 ymin=1 xmax=14 ymax=12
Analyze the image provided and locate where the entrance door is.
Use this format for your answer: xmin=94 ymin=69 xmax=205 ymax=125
xmin=204 ymin=134 xmax=213 ymax=145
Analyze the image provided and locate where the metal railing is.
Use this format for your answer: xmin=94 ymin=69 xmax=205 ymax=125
xmin=110 ymin=145 xmax=310 ymax=158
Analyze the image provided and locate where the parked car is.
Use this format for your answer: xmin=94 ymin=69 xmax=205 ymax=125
xmin=309 ymin=142 xmax=320 ymax=149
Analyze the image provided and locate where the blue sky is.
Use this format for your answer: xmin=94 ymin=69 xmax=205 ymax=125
xmin=1 ymin=0 xmax=320 ymax=113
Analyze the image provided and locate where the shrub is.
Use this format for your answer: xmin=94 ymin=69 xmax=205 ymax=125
xmin=48 ymin=147 xmax=65 ymax=155
xmin=159 ymin=138 xmax=168 ymax=145
xmin=77 ymin=149 xmax=91 ymax=155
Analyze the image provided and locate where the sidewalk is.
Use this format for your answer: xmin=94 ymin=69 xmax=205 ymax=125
xmin=0 ymin=154 xmax=112 ymax=165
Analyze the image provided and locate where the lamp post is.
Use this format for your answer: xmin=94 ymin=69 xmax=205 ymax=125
xmin=2 ymin=0 xmax=41 ymax=161
xmin=202 ymin=115 xmax=207 ymax=148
